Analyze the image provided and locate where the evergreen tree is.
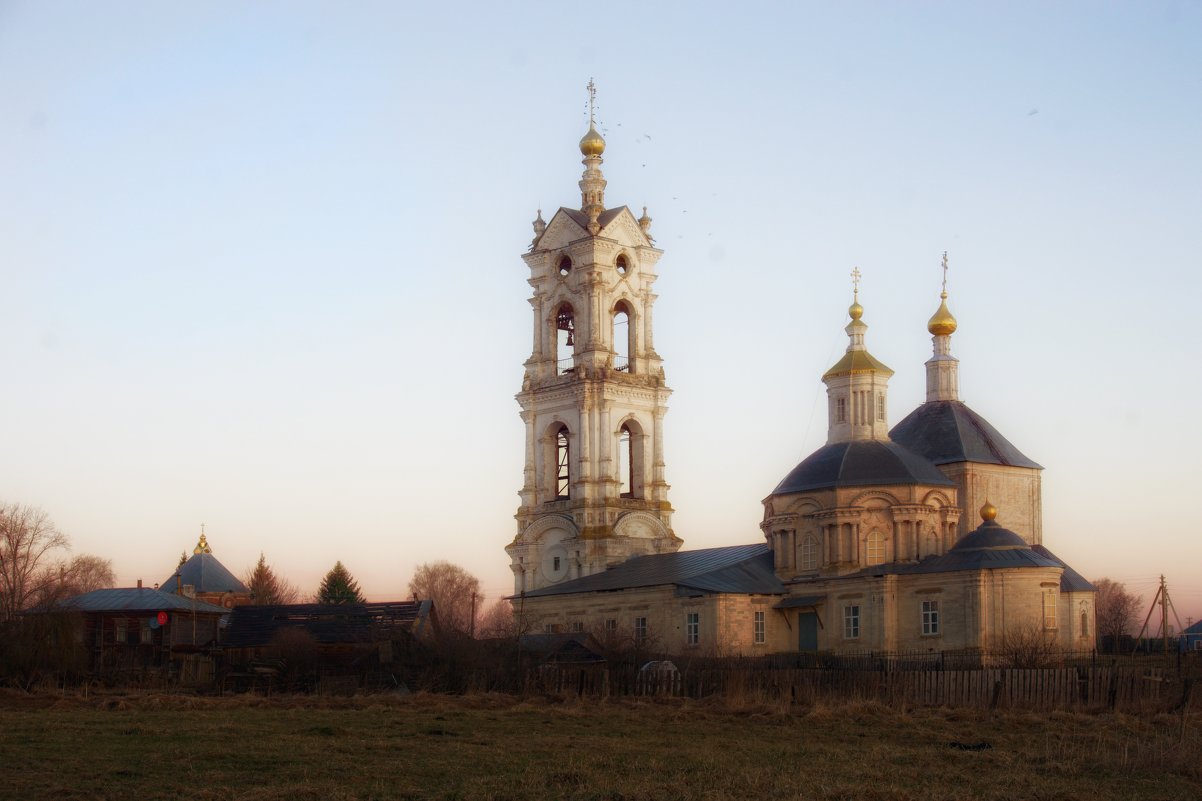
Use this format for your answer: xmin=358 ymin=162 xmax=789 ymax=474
xmin=244 ymin=553 xmax=299 ymax=605
xmin=178 ymin=551 xmax=187 ymax=568
xmin=316 ymin=561 xmax=364 ymax=605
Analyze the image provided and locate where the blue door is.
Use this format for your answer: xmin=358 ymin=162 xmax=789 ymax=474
xmin=798 ymin=611 xmax=818 ymax=651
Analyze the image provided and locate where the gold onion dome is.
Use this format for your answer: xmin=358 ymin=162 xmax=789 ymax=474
xmin=928 ymin=292 xmax=958 ymax=336
xmin=579 ymin=123 xmax=605 ymax=156
xmin=980 ymin=501 xmax=998 ymax=522
xmin=848 ymin=300 xmax=864 ymax=321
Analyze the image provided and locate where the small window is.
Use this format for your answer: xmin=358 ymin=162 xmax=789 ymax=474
xmin=877 ymin=393 xmax=886 ymax=422
xmin=634 ymin=616 xmax=647 ymax=644
xmin=558 ymin=255 xmax=572 ymax=276
xmin=115 ymin=619 xmax=128 ymax=644
xmin=553 ymin=556 xmax=561 ymax=572
xmin=140 ymin=621 xmax=153 ymax=644
xmin=615 ymin=254 xmax=628 ymax=275
xmin=686 ymin=612 xmax=700 ymax=646
xmin=843 ymin=605 xmax=860 ymax=639
xmin=1043 ymin=590 xmax=1058 ymax=630
xmin=836 ymin=397 xmax=847 ymax=423
xmin=605 ymin=619 xmax=617 ymax=633
xmin=570 ymin=621 xmax=584 ymax=633
xmin=753 ymin=611 xmax=766 ymax=645
xmin=544 ymin=623 xmax=555 ymax=634
xmin=1080 ymin=611 xmax=1089 ymax=638
xmin=800 ymin=535 xmax=818 ymax=571
xmin=922 ymin=599 xmax=939 ymax=636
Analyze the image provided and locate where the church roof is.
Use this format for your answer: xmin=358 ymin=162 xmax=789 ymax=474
xmin=161 ymin=553 xmax=249 ymax=596
xmin=772 ymin=440 xmax=954 ymax=495
xmin=889 ymin=400 xmax=1041 ymax=469
xmin=558 ymin=206 xmax=629 ymax=235
xmin=1031 ymin=545 xmax=1095 ymax=592
xmin=518 ymin=543 xmax=784 ymax=599
xmin=822 ymin=349 xmax=894 ymax=380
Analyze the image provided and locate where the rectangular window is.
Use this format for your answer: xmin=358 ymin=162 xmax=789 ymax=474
xmin=801 ymin=536 xmax=818 ymax=570
xmin=570 ymin=621 xmax=584 ymax=633
xmin=553 ymin=556 xmax=561 ymax=572
xmin=115 ymin=618 xmax=128 ymax=644
xmin=921 ymin=599 xmax=939 ymax=635
xmin=843 ymin=605 xmax=860 ymax=639
xmin=605 ymin=619 xmax=617 ymax=633
xmin=686 ymin=612 xmax=700 ymax=646
xmin=877 ymin=393 xmax=886 ymax=421
xmin=753 ymin=610 xmax=766 ymax=645
xmin=1043 ymin=591 xmax=1058 ymax=629
xmin=634 ymin=616 xmax=647 ymax=644
xmin=836 ymin=397 xmax=847 ymax=423
xmin=544 ymin=623 xmax=555 ymax=634
xmin=140 ymin=621 xmax=153 ymax=644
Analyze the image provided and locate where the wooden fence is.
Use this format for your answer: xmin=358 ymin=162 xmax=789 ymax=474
xmin=528 ymin=664 xmax=1197 ymax=713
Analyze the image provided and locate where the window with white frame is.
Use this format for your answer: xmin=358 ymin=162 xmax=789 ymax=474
xmin=570 ymin=621 xmax=584 ymax=633
xmin=801 ymin=535 xmax=818 ymax=570
xmin=921 ymin=599 xmax=939 ymax=635
xmin=753 ymin=610 xmax=766 ymax=645
xmin=634 ymin=616 xmax=647 ymax=644
xmin=686 ymin=612 xmax=700 ymax=646
xmin=865 ymin=530 xmax=885 ymax=566
xmin=605 ymin=619 xmax=617 ymax=633
xmin=140 ymin=620 xmax=153 ymax=644
xmin=836 ymin=397 xmax=847 ymax=423
xmin=843 ymin=605 xmax=860 ymax=639
xmin=1043 ymin=590 xmax=1058 ymax=629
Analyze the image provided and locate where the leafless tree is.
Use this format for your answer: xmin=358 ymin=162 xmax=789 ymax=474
xmin=244 ymin=553 xmax=300 ymax=605
xmin=407 ymin=561 xmax=481 ymax=636
xmin=477 ymin=598 xmax=517 ymax=638
xmin=0 ymin=504 xmax=69 ymax=620
xmin=1094 ymin=577 xmax=1141 ymax=652
xmin=31 ymin=553 xmax=116 ymax=607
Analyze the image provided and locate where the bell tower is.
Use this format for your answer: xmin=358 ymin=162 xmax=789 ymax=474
xmin=506 ymin=83 xmax=681 ymax=594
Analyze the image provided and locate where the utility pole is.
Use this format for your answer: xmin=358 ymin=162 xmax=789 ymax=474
xmin=469 ymin=591 xmax=477 ymax=639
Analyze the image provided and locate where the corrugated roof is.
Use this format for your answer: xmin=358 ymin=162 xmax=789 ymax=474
xmin=890 ymin=400 xmax=1041 ymax=469
xmin=223 ymin=601 xmax=431 ymax=649
xmin=518 ymin=543 xmax=784 ymax=599
xmin=161 ymin=553 xmax=249 ymax=596
xmin=60 ymin=587 xmax=228 ymax=615
xmin=772 ymin=440 xmax=954 ymax=495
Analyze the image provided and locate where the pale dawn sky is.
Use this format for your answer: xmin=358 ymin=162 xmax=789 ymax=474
xmin=1 ymin=1 xmax=1199 ymax=624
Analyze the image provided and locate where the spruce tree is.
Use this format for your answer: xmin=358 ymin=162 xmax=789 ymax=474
xmin=316 ymin=561 xmax=365 ymax=605
xmin=245 ymin=553 xmax=299 ymax=605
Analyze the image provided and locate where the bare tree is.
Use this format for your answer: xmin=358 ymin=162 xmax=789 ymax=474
xmin=244 ymin=553 xmax=300 ymax=605
xmin=0 ymin=504 xmax=69 ymax=620
xmin=477 ymin=598 xmax=517 ymax=638
xmin=31 ymin=554 xmax=116 ymax=607
xmin=407 ymin=561 xmax=481 ymax=636
xmin=1094 ymin=577 xmax=1140 ymax=652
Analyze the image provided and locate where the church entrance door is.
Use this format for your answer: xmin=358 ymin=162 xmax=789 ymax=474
xmin=798 ymin=612 xmax=818 ymax=651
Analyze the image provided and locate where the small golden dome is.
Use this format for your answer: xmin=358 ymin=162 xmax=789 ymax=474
xmin=980 ymin=501 xmax=998 ymax=522
xmin=848 ymin=301 xmax=864 ymax=321
xmin=579 ymin=124 xmax=605 ymax=156
xmin=928 ymin=292 xmax=958 ymax=336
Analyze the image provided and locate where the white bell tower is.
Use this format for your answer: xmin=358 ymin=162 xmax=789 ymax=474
xmin=506 ymin=83 xmax=681 ymax=594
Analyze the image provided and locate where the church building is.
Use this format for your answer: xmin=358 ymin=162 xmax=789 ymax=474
xmin=507 ymin=93 xmax=1094 ymax=657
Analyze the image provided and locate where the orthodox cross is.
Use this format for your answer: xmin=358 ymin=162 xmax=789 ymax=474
xmin=941 ymin=251 xmax=949 ymax=295
xmin=851 ymin=266 xmax=862 ymax=301
xmin=587 ymin=78 xmax=597 ymax=126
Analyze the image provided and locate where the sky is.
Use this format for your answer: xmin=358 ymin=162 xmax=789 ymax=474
xmin=2 ymin=1 xmax=1200 ymax=626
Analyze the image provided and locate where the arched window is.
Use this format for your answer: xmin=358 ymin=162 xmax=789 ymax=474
xmin=615 ymin=254 xmax=628 ymax=275
xmin=865 ymin=530 xmax=885 ymax=566
xmin=556 ymin=427 xmax=570 ymax=499
xmin=558 ymin=255 xmax=572 ymax=277
xmin=613 ymin=301 xmax=631 ymax=372
xmin=800 ymin=535 xmax=818 ymax=571
xmin=556 ymin=303 xmax=575 ymax=374
xmin=619 ymin=424 xmax=633 ymax=497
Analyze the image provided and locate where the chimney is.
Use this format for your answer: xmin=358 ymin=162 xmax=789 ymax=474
xmin=137 ymin=579 xmax=142 ymax=589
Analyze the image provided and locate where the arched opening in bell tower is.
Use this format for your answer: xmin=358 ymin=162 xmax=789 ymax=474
xmin=555 ymin=303 xmax=575 ymax=375
xmin=555 ymin=426 xmax=571 ymax=499
xmin=613 ymin=301 xmax=632 ymax=372
xmin=617 ymin=419 xmax=645 ymax=499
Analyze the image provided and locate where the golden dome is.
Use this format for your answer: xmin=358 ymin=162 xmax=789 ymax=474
xmin=579 ymin=124 xmax=605 ymax=156
xmin=980 ymin=501 xmax=998 ymax=522
xmin=927 ymin=292 xmax=958 ymax=336
xmin=848 ymin=301 xmax=864 ymax=321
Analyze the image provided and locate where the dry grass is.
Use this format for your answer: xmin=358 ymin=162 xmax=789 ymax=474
xmin=0 ymin=690 xmax=1198 ymax=800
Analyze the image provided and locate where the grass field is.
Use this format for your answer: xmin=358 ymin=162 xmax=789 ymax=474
xmin=1 ymin=691 xmax=1199 ymax=801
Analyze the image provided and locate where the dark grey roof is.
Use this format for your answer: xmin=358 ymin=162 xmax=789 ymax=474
xmin=60 ymin=587 xmax=228 ymax=615
xmin=558 ymin=206 xmax=629 ymax=235
xmin=890 ymin=400 xmax=1041 ymax=469
xmin=518 ymin=543 xmax=784 ymax=599
xmin=949 ymin=520 xmax=1030 ymax=552
xmin=1185 ymin=620 xmax=1202 ymax=636
xmin=772 ymin=440 xmax=954 ymax=495
xmin=161 ymin=553 xmax=249 ymax=595
xmin=518 ymin=633 xmax=607 ymax=664
xmin=224 ymin=601 xmax=432 ymax=649
xmin=1031 ymin=545 xmax=1095 ymax=593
